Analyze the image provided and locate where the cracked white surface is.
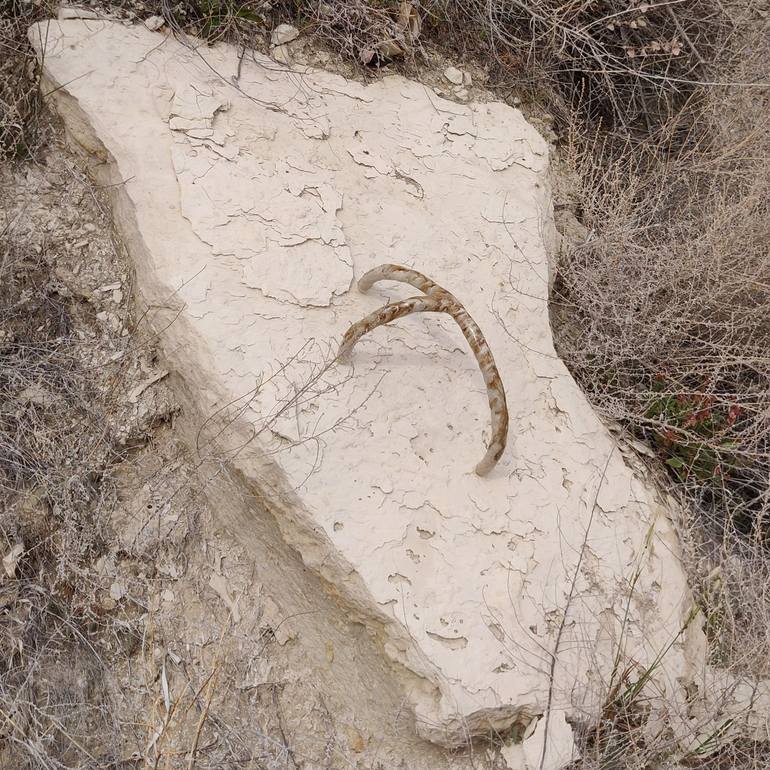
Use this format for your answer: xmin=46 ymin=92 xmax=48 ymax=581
xmin=31 ymin=20 xmax=698 ymax=754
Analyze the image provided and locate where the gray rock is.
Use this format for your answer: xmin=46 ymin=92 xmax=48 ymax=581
xmin=58 ymin=6 xmax=101 ymax=20
xmin=272 ymin=44 xmax=291 ymax=65
xmin=270 ymin=23 xmax=299 ymax=47
xmin=145 ymin=15 xmax=165 ymax=31
xmin=443 ymin=66 xmax=463 ymax=85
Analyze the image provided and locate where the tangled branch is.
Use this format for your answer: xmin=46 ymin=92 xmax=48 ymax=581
xmin=339 ymin=264 xmax=508 ymax=476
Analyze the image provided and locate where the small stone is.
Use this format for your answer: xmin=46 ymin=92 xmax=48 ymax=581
xmin=462 ymin=71 xmax=473 ymax=87
xmin=84 ymin=222 xmax=96 ymax=232
xmin=271 ymin=23 xmax=299 ymax=47
xmin=111 ymin=289 xmax=123 ymax=304
xmin=378 ymin=39 xmax=404 ymax=58
xmin=109 ymin=581 xmax=127 ymax=601
xmin=443 ymin=66 xmax=463 ymax=86
xmin=58 ymin=6 xmax=101 ymax=20
xmin=513 ymin=96 xmax=522 ymax=106
xmin=454 ymin=88 xmax=469 ymax=101
xmin=358 ymin=47 xmax=376 ymax=66
xmin=145 ymin=15 xmax=165 ymax=31
xmin=272 ymin=44 xmax=291 ymax=65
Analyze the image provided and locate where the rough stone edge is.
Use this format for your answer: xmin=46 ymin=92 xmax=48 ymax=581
xmin=29 ymin=31 xmax=542 ymax=748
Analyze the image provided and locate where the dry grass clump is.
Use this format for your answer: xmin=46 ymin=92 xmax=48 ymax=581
xmin=270 ymin=0 xmax=735 ymax=135
xmin=555 ymin=115 xmax=770 ymax=541
xmin=0 ymin=0 xmax=53 ymax=159
xmin=0 ymin=235 xmax=112 ymax=561
xmin=551 ymin=3 xmax=770 ymax=690
xmin=0 ymin=225 xmax=127 ymax=765
xmin=425 ymin=0 xmax=731 ymax=132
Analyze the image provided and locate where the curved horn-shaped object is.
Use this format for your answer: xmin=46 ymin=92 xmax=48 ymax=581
xmin=338 ymin=264 xmax=508 ymax=476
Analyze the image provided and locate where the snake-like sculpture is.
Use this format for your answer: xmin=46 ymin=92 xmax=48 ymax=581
xmin=338 ymin=264 xmax=508 ymax=476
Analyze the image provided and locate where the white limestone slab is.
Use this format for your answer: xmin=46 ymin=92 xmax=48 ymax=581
xmin=30 ymin=19 xmax=698 ymax=751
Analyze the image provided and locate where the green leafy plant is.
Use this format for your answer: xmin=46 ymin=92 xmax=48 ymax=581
xmin=188 ymin=0 xmax=267 ymax=42
xmin=645 ymin=375 xmax=743 ymax=482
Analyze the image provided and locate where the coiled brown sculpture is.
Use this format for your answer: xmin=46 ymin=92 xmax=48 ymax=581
xmin=339 ymin=264 xmax=508 ymax=476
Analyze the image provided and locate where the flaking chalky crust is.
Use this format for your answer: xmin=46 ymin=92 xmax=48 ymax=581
xmin=338 ymin=264 xmax=509 ymax=476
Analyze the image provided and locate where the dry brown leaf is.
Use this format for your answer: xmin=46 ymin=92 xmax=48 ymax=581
xmin=2 ymin=543 xmax=24 ymax=579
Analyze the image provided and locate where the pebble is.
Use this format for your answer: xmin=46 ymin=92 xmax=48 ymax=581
xmin=271 ymin=23 xmax=299 ymax=47
xmin=58 ymin=6 xmax=101 ymax=20
xmin=272 ymin=44 xmax=291 ymax=65
xmin=145 ymin=15 xmax=165 ymax=31
xmin=443 ymin=66 xmax=464 ymax=86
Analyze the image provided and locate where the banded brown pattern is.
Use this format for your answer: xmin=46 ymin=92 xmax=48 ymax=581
xmin=339 ymin=264 xmax=508 ymax=476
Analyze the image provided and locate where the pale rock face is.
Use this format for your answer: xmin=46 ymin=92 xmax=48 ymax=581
xmin=30 ymin=19 xmax=700 ymax=754
xmin=271 ymin=43 xmax=291 ymax=65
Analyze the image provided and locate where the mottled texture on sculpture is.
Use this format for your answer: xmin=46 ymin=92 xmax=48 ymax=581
xmin=339 ymin=264 xmax=508 ymax=476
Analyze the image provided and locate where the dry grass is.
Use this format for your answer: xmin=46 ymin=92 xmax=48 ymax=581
xmin=0 ymin=188 xmax=139 ymax=766
xmin=0 ymin=272 xmax=105 ymax=762
xmin=0 ymin=0 xmax=53 ymax=159
xmin=269 ymin=0 xmax=742 ymax=137
xmin=552 ymin=4 xmax=770 ymax=657
xmin=555 ymin=110 xmax=769 ymax=531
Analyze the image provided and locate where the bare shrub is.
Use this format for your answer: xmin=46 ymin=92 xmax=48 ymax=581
xmin=551 ymin=8 xmax=770 ymax=689
xmin=432 ymin=0 xmax=734 ymax=129
xmin=556 ymin=133 xmax=769 ymax=526
xmin=0 ymin=219 xmax=123 ymax=765
xmin=0 ymin=0 xmax=54 ymax=158
xmin=0 ymin=149 xmax=180 ymax=765
xmin=265 ymin=0 xmax=737 ymax=136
